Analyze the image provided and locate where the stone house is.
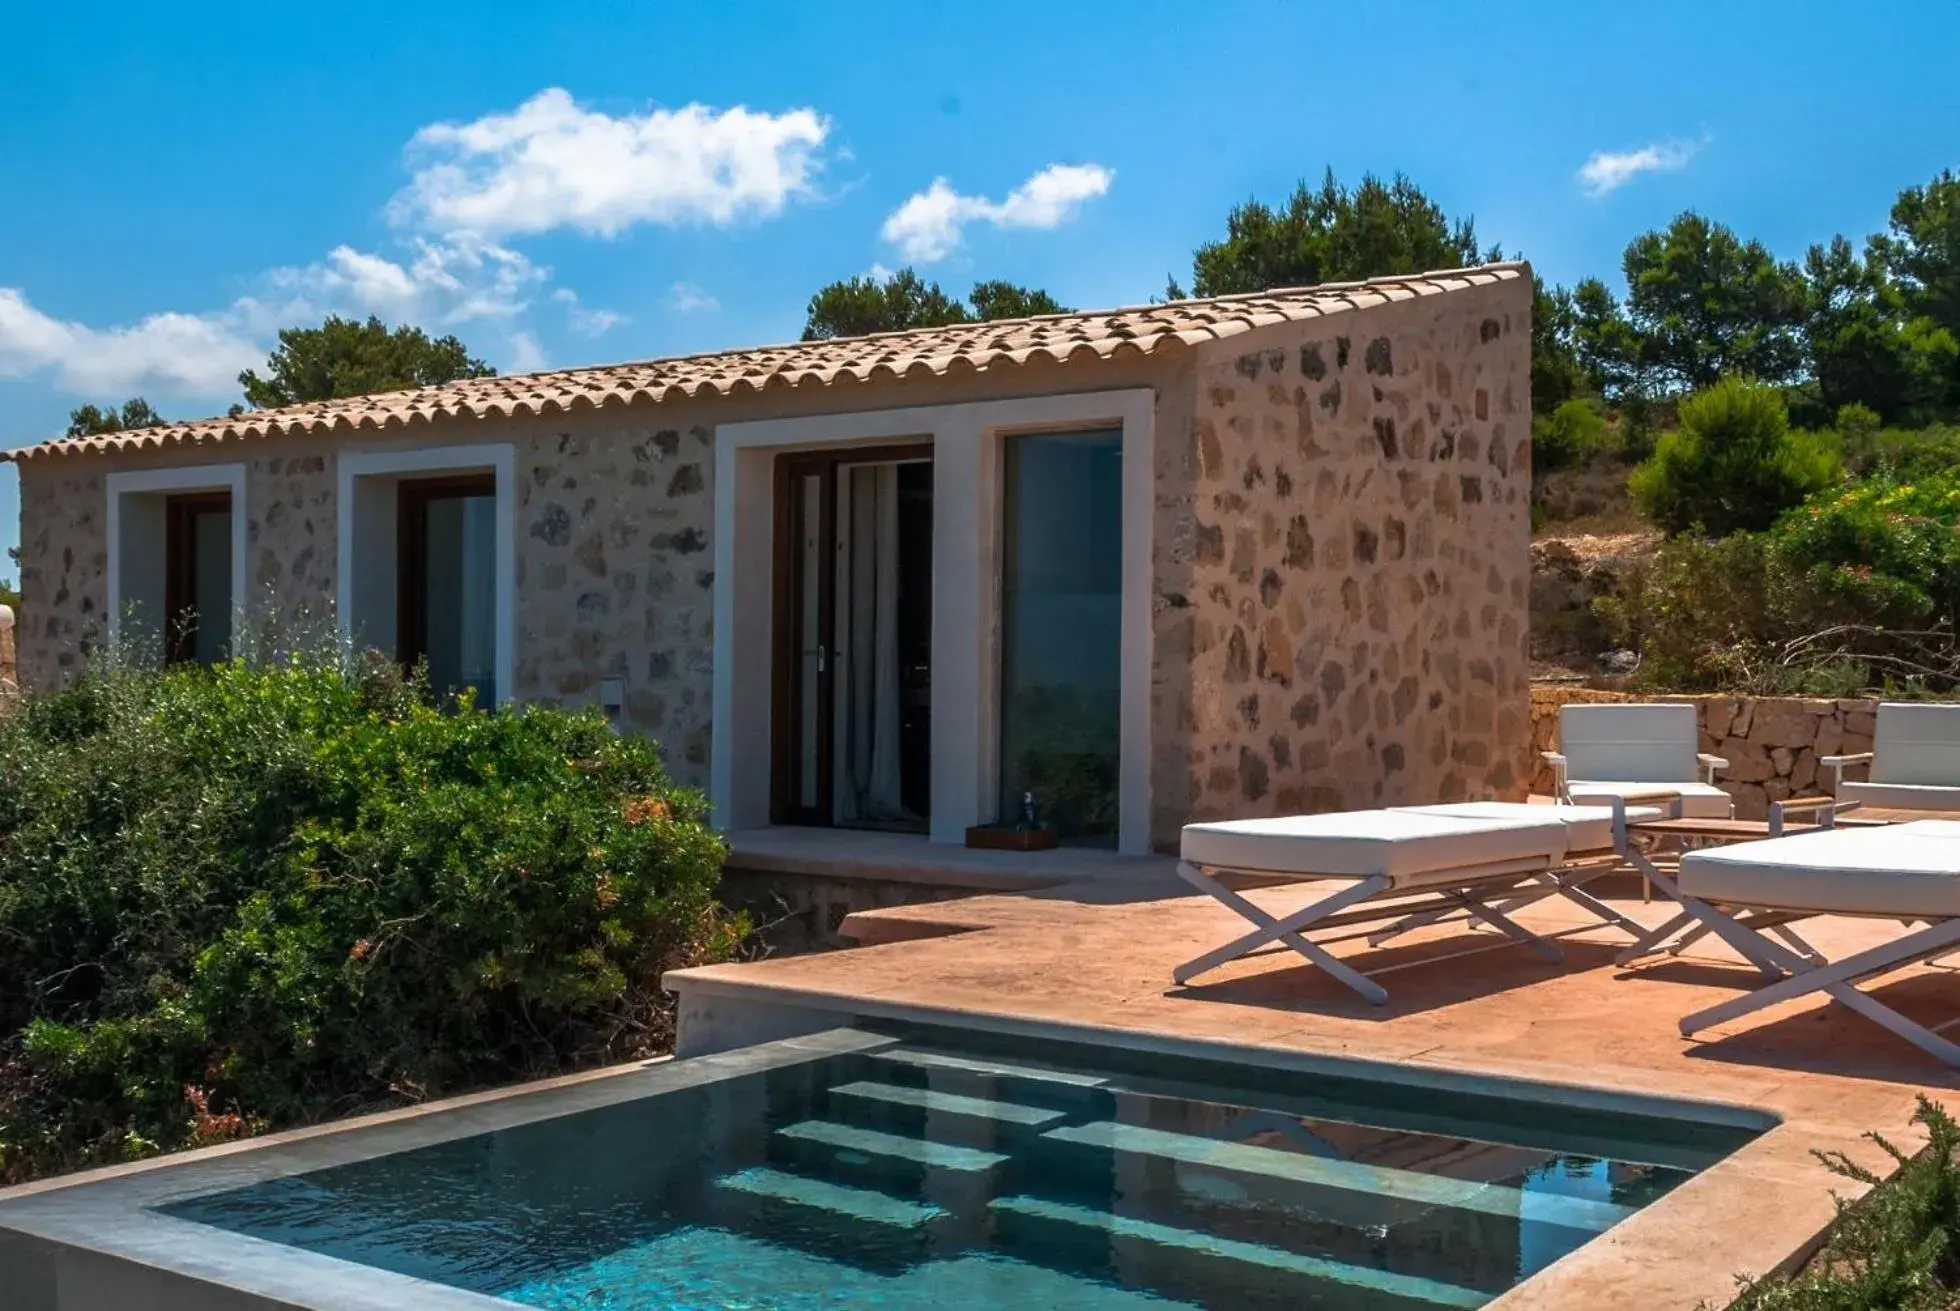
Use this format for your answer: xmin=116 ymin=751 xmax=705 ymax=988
xmin=7 ymin=263 xmax=1534 ymax=854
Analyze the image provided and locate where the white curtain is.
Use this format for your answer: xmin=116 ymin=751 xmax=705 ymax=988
xmin=840 ymin=464 xmax=909 ymax=822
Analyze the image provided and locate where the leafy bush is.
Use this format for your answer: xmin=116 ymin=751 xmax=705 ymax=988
xmin=1829 ymin=403 xmax=1960 ymax=481
xmin=1777 ymin=468 xmax=1960 ymax=631
xmin=1531 ymin=398 xmax=1614 ymax=473
xmin=1604 ymin=463 xmax=1960 ymax=694
xmin=1630 ymin=377 xmax=1841 ymax=537
xmin=1721 ymin=1097 xmax=1960 ymax=1310
xmin=1599 ymin=532 xmax=1865 ymax=694
xmin=0 ymin=654 xmax=734 ymax=1183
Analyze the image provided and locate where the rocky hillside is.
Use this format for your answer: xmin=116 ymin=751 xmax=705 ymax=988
xmin=1529 ymin=530 xmax=1657 ymax=684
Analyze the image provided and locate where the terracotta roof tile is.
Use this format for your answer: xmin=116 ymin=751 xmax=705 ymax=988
xmin=10 ymin=262 xmax=1525 ymax=461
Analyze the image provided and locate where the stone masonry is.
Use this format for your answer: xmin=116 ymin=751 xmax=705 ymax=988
xmin=1156 ymin=281 xmax=1535 ymax=840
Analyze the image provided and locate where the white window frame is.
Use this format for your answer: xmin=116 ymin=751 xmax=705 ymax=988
xmin=713 ymin=388 xmax=1154 ymax=855
xmin=335 ymin=443 xmax=517 ymax=706
xmin=105 ymin=463 xmax=249 ymax=656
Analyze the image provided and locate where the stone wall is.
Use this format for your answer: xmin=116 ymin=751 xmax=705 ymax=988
xmin=245 ymin=449 xmax=337 ymax=645
xmin=1160 ymin=276 xmax=1535 ymax=842
xmin=514 ymin=420 xmax=718 ymax=788
xmin=1529 ymin=686 xmax=1879 ymax=819
xmin=13 ymin=459 xmax=106 ymax=691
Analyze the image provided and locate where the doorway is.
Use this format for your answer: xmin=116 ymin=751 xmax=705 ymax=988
xmin=773 ymin=445 xmax=933 ymax=830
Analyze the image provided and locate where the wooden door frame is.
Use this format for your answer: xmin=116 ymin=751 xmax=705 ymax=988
xmin=162 ymin=490 xmax=232 ymax=665
xmin=769 ymin=443 xmax=932 ymax=826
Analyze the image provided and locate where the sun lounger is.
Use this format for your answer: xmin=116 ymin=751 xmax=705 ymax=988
xmin=1823 ymin=702 xmax=1960 ymax=813
xmin=1175 ymin=801 xmax=1662 ymax=1003
xmin=1621 ymin=820 xmax=1960 ymax=1066
xmin=1544 ymin=702 xmax=1735 ymax=820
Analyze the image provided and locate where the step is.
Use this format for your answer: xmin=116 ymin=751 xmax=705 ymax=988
xmin=871 ymin=1047 xmax=1110 ymax=1088
xmin=1044 ymin=1121 xmax=1633 ymax=1233
xmin=990 ymin=1194 xmax=1487 ymax=1310
xmin=714 ymin=1166 xmax=945 ymax=1228
xmin=829 ymin=1080 xmax=1066 ymax=1126
xmin=776 ymin=1119 xmax=1010 ymax=1173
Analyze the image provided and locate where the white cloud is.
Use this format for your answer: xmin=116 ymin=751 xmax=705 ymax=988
xmin=391 ymin=87 xmax=830 ymax=238
xmin=507 ymin=330 xmax=548 ymax=373
xmin=264 ymin=232 xmax=547 ymax=327
xmin=1577 ymin=139 xmax=1704 ymax=197
xmin=0 ymin=287 xmax=262 ymax=397
xmin=670 ymin=281 xmax=718 ymax=313
xmin=881 ymin=163 xmax=1113 ymax=263
xmin=552 ymin=287 xmax=627 ymax=336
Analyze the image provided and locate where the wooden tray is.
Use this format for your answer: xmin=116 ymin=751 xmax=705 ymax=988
xmin=965 ymin=825 xmax=1057 ymax=852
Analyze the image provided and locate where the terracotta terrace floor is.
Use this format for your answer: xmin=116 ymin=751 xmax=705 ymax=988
xmin=667 ymin=861 xmax=1960 ymax=1310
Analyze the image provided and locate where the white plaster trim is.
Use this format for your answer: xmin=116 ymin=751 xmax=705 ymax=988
xmin=335 ymin=443 xmax=516 ymax=705
xmin=105 ymin=462 xmax=248 ymax=654
xmin=713 ymin=388 xmax=1155 ymax=855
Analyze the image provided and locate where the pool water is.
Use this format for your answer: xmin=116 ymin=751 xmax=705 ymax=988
xmin=166 ymin=1027 xmax=1760 ymax=1309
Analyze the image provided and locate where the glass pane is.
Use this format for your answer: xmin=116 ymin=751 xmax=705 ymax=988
xmin=190 ymin=508 xmax=231 ymax=665
xmin=795 ymin=473 xmax=823 ymax=812
xmin=421 ymin=494 xmax=498 ymax=706
xmin=999 ymin=430 xmax=1122 ymax=843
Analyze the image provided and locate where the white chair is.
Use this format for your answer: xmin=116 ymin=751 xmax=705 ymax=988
xmin=1174 ymin=801 xmax=1661 ymax=1003
xmin=1542 ymin=702 xmax=1734 ymax=820
xmin=1619 ymin=820 xmax=1960 ymax=1067
xmin=1823 ymin=702 xmax=1960 ymax=812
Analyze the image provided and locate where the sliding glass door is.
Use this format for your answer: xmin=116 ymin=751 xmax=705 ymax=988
xmin=998 ymin=429 xmax=1123 ymax=843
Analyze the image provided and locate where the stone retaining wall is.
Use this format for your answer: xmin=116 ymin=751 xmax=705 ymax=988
xmin=1529 ymin=686 xmax=1878 ymax=819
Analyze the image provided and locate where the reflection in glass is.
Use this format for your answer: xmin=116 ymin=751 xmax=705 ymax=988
xmin=417 ymin=492 xmax=497 ymax=706
xmin=999 ymin=429 xmax=1122 ymax=843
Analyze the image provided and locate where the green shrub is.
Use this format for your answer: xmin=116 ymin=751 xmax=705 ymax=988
xmin=1630 ymin=377 xmax=1841 ymax=537
xmin=0 ymin=654 xmax=735 ymax=1183
xmin=1605 ymin=461 xmax=1960 ymax=694
xmin=1831 ymin=405 xmax=1960 ymax=481
xmin=1776 ymin=468 xmax=1960 ymax=632
xmin=1721 ymin=1097 xmax=1960 ymax=1310
xmin=1531 ymin=398 xmax=1613 ymax=473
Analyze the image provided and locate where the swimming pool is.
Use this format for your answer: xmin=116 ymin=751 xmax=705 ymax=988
xmin=0 ymin=1025 xmax=1765 ymax=1310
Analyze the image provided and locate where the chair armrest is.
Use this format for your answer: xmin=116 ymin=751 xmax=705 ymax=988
xmin=1769 ymin=794 xmax=1838 ymax=837
xmin=1819 ymin=752 xmax=1874 ymax=792
xmin=1696 ymin=752 xmax=1729 ymax=783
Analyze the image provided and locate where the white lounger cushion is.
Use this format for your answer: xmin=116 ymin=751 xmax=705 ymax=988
xmin=1567 ymin=781 xmax=1735 ymax=820
xmin=1180 ymin=802 xmax=1653 ymax=885
xmin=1679 ymin=819 xmax=1960 ymax=919
xmin=1838 ymin=781 xmax=1960 ymax=812
xmin=1398 ymin=802 xmax=1659 ymax=854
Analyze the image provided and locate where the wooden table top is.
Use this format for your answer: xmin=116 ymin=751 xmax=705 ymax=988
xmin=1631 ymin=806 xmax=1951 ymax=838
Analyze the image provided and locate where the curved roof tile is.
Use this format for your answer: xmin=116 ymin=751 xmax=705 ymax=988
xmin=10 ymin=263 xmax=1524 ymax=461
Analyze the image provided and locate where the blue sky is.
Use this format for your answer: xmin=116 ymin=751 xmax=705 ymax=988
xmin=3 ymin=0 xmax=1957 ymax=580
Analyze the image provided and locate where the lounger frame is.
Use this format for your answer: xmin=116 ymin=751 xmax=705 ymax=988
xmin=1618 ymin=814 xmax=1960 ymax=1067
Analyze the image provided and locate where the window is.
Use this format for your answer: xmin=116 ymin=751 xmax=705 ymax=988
xmin=106 ymin=464 xmax=247 ymax=667
xmin=337 ymin=445 xmax=514 ymax=711
xmin=397 ymin=474 xmax=498 ymax=706
xmin=163 ymin=491 xmax=234 ymax=665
